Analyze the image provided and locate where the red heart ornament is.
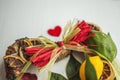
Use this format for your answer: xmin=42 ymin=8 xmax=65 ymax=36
xmin=47 ymin=26 xmax=62 ymax=37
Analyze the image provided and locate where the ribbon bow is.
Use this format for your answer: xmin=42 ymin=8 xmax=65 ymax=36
xmin=16 ymin=20 xmax=94 ymax=80
xmin=25 ymin=20 xmax=94 ymax=67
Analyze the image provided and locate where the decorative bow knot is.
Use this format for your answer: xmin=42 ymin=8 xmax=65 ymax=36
xmin=25 ymin=20 xmax=94 ymax=68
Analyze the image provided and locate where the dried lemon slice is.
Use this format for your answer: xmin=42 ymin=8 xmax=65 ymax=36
xmin=19 ymin=39 xmax=33 ymax=62
xmin=100 ymin=60 xmax=115 ymax=80
xmin=4 ymin=55 xmax=25 ymax=68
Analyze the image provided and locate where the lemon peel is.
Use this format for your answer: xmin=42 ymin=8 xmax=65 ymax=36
xmin=80 ymin=56 xmax=103 ymax=80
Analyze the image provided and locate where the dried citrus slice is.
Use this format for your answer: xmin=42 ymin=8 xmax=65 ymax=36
xmin=19 ymin=47 xmax=29 ymax=62
xmin=100 ymin=60 xmax=115 ymax=80
xmin=4 ymin=55 xmax=25 ymax=68
xmin=19 ymin=39 xmax=42 ymax=62
xmin=24 ymin=39 xmax=33 ymax=46
xmin=19 ymin=39 xmax=33 ymax=62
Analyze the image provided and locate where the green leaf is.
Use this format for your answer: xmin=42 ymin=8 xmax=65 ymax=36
xmin=68 ymin=73 xmax=80 ymax=80
xmin=66 ymin=53 xmax=81 ymax=80
xmin=50 ymin=72 xmax=67 ymax=80
xmin=85 ymin=55 xmax=98 ymax=80
xmin=85 ymin=30 xmax=117 ymax=62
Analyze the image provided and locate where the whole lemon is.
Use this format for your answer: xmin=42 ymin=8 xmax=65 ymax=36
xmin=79 ymin=56 xmax=103 ymax=80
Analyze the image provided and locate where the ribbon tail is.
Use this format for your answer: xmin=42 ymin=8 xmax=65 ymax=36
xmin=38 ymin=48 xmax=63 ymax=74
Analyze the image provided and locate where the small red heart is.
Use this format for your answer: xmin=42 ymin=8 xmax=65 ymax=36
xmin=47 ymin=26 xmax=62 ymax=37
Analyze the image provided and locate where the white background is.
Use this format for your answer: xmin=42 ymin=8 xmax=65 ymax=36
xmin=0 ymin=0 xmax=120 ymax=80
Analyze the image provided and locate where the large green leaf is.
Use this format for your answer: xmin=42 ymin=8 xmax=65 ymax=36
xmin=66 ymin=54 xmax=81 ymax=80
xmin=85 ymin=55 xmax=98 ymax=80
xmin=85 ymin=30 xmax=117 ymax=62
xmin=50 ymin=72 xmax=67 ymax=80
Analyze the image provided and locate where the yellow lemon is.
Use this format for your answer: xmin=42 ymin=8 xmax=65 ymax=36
xmin=79 ymin=56 xmax=103 ymax=80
